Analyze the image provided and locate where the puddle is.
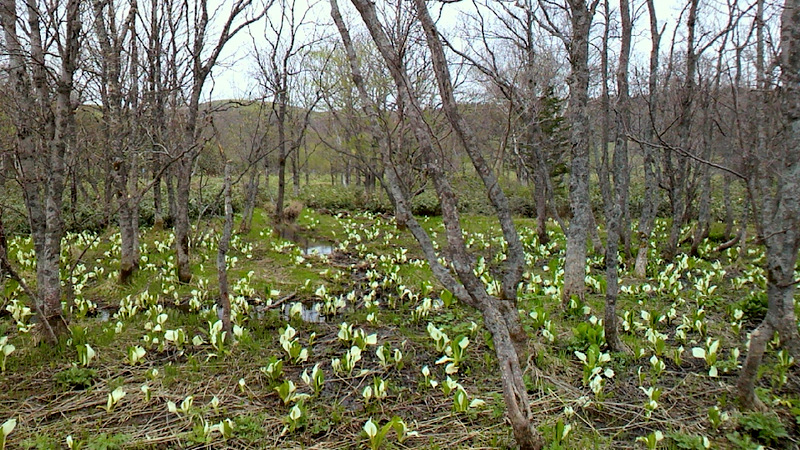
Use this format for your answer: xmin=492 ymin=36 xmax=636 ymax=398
xmin=303 ymin=244 xmax=333 ymax=256
xmin=283 ymin=302 xmax=325 ymax=323
xmin=274 ymin=225 xmax=333 ymax=256
xmin=81 ymin=309 xmax=111 ymax=322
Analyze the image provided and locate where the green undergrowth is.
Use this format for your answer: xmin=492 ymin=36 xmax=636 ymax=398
xmin=0 ymin=207 xmax=798 ymax=449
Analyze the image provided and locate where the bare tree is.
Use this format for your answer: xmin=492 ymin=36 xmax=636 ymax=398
xmin=255 ymin=0 xmax=322 ymax=221
xmin=338 ymin=0 xmax=542 ymax=447
xmin=142 ymin=0 xmax=171 ymax=230
xmin=603 ymin=0 xmax=632 ymax=352
xmin=91 ymin=0 xmax=143 ymax=283
xmin=308 ymin=41 xmax=392 ymax=196
xmin=0 ymin=0 xmax=82 ymax=341
xmin=171 ymin=0 xmax=266 ymax=283
xmin=451 ymin=0 xmax=569 ymax=246
xmin=217 ymin=150 xmax=233 ymax=334
xmin=690 ymin=24 xmax=731 ymax=257
xmin=597 ymin=0 xmax=612 ymax=247
xmin=633 ymin=0 xmax=663 ymax=278
xmin=735 ymin=0 xmax=800 ymax=410
xmin=536 ymin=0 xmax=601 ymax=304
xmin=237 ymin=101 xmax=273 ymax=233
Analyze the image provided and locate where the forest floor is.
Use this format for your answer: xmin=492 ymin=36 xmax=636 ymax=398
xmin=0 ymin=207 xmax=798 ymax=449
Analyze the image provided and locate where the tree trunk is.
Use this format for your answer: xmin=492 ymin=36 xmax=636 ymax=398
xmin=532 ymin=153 xmax=549 ymax=245
xmin=118 ymin=190 xmax=137 ymax=283
xmin=291 ymin=145 xmax=300 ymax=196
xmin=337 ymin=1 xmax=543 ymax=446
xmin=171 ymin=0 xmax=263 ymax=283
xmin=562 ymin=0 xmax=596 ymax=305
xmin=598 ymin=0 xmax=612 ymax=242
xmin=275 ymin=92 xmax=288 ymax=220
xmin=615 ymin=30 xmax=633 ymax=260
xmin=239 ymin=164 xmax=261 ymax=234
xmin=174 ymin=158 xmax=192 ymax=283
xmin=1 ymin=0 xmax=81 ymax=340
xmin=692 ymin=43 xmax=727 ymax=257
xmin=715 ymin=194 xmax=748 ymax=254
xmin=217 ymin=161 xmax=233 ymax=334
xmin=664 ymin=0 xmax=698 ymax=261
xmin=736 ymin=321 xmax=773 ymax=410
xmin=635 ymin=0 xmax=662 ymax=278
xmin=605 ymin=0 xmax=632 ymax=352
xmin=690 ymin=158 xmax=711 ymax=257
xmin=723 ymin=174 xmax=733 ymax=239
xmin=49 ymin=0 xmax=80 ymax=337
xmin=93 ymin=0 xmax=141 ymax=284
xmin=103 ymin=165 xmax=114 ymax=229
xmin=153 ymin=158 xmax=165 ymax=229
xmin=737 ymin=0 xmax=800 ymax=408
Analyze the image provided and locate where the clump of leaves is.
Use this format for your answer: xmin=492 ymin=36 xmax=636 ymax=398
xmin=667 ymin=431 xmax=710 ymax=449
xmin=233 ymin=414 xmax=268 ymax=443
xmin=732 ymin=292 xmax=767 ymax=323
xmin=19 ymin=435 xmax=57 ymax=450
xmin=542 ymin=418 xmax=572 ymax=450
xmin=54 ymin=367 xmax=98 ymax=390
xmin=85 ymin=432 xmax=129 ymax=449
xmin=283 ymin=402 xmax=308 ymax=434
xmin=736 ymin=411 xmax=788 ymax=447
xmin=636 ymin=430 xmax=664 ymax=450
xmin=570 ymin=318 xmax=605 ymax=351
xmin=362 ymin=416 xmax=416 ymax=450
xmin=725 ymin=431 xmax=763 ymax=450
xmin=0 ymin=337 xmax=15 ymax=373
xmin=259 ymin=357 xmax=284 ymax=384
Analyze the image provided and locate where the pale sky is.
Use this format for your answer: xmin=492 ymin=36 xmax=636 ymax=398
xmin=204 ymin=0 xmax=690 ymax=102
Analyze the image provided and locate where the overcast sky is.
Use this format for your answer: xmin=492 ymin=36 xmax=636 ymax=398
xmin=204 ymin=0 xmax=685 ymax=101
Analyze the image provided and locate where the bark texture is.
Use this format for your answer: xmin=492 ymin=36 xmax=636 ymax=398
xmin=217 ymin=161 xmax=233 ymax=334
xmin=562 ymin=0 xmax=597 ymax=305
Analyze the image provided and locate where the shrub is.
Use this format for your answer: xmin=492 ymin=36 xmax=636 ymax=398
xmin=54 ymin=367 xmax=98 ymax=390
xmin=503 ymin=184 xmax=536 ymax=217
xmin=737 ymin=411 xmax=788 ymax=447
xmin=282 ymin=201 xmax=304 ymax=223
xmin=301 ymin=184 xmax=362 ymax=211
xmin=667 ymin=431 xmax=710 ymax=450
xmin=410 ymin=190 xmax=441 ymax=216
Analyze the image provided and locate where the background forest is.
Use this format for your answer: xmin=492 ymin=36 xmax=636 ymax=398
xmin=0 ymin=0 xmax=799 ymax=448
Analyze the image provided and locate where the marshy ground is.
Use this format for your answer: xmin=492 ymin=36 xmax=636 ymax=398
xmin=0 ymin=208 xmax=798 ymax=449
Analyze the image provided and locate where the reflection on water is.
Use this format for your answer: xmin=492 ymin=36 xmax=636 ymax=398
xmin=283 ymin=302 xmax=325 ymax=323
xmin=303 ymin=245 xmax=333 ymax=256
xmin=274 ymin=225 xmax=333 ymax=256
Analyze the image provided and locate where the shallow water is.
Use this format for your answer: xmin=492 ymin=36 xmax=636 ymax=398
xmin=283 ymin=302 xmax=325 ymax=323
xmin=303 ymin=244 xmax=333 ymax=256
xmin=274 ymin=225 xmax=333 ymax=256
